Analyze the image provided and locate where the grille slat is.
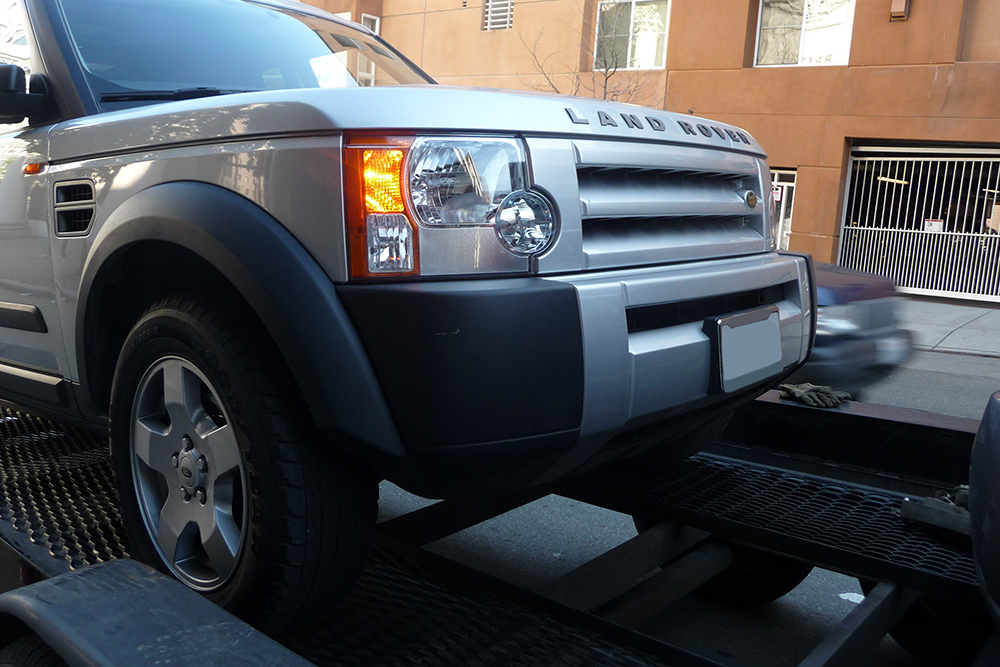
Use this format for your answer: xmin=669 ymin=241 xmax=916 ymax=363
xmin=579 ymin=169 xmax=750 ymax=219
xmin=56 ymin=208 xmax=94 ymax=235
xmin=55 ymin=183 xmax=94 ymax=204
xmin=583 ymin=216 xmax=762 ymax=269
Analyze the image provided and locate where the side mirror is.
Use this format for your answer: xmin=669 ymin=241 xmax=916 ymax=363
xmin=0 ymin=64 xmax=48 ymax=125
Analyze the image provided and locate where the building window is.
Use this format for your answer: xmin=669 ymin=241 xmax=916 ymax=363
xmin=358 ymin=14 xmax=380 ymax=86
xmin=482 ymin=0 xmax=513 ymax=31
xmin=594 ymin=0 xmax=669 ymax=70
xmin=756 ymin=0 xmax=856 ymax=67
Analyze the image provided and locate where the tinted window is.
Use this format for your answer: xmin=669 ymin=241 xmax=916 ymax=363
xmin=58 ymin=0 xmax=428 ymax=107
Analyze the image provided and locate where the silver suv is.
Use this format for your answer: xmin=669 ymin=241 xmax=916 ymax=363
xmin=0 ymin=0 xmax=814 ymax=630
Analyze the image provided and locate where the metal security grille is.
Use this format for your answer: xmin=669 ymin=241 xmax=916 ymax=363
xmin=839 ymin=149 xmax=1000 ymax=301
xmin=481 ymin=0 xmax=513 ymax=30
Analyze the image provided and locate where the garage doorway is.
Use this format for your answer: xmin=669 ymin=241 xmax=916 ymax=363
xmin=838 ymin=146 xmax=1000 ymax=301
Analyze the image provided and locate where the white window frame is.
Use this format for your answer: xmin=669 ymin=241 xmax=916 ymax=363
xmin=754 ymin=0 xmax=856 ymax=68
xmin=357 ymin=14 xmax=380 ymax=86
xmin=771 ymin=169 xmax=796 ymax=251
xmin=360 ymin=13 xmax=380 ymax=34
xmin=481 ymin=0 xmax=513 ymax=31
xmin=592 ymin=0 xmax=670 ymax=72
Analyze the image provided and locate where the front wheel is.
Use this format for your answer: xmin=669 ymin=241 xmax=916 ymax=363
xmin=110 ymin=294 xmax=377 ymax=632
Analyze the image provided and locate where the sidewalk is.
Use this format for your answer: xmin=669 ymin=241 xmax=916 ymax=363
xmin=898 ymin=298 xmax=1000 ymax=358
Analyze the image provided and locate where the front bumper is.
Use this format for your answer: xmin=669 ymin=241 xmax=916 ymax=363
xmin=338 ymin=252 xmax=813 ymax=497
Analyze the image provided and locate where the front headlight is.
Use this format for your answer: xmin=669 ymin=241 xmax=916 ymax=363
xmin=408 ymin=138 xmax=556 ymax=256
xmin=345 ymin=135 xmax=558 ymax=279
xmin=815 ymin=304 xmax=862 ymax=336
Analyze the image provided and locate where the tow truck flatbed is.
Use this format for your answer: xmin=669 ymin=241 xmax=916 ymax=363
xmin=0 ymin=393 xmax=991 ymax=667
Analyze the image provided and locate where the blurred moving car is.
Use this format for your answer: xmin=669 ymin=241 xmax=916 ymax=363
xmin=786 ymin=263 xmax=912 ymax=396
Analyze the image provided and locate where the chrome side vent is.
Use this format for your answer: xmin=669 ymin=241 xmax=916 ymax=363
xmin=54 ymin=180 xmax=95 ymax=236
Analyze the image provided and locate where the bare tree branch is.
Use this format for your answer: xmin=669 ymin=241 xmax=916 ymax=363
xmin=518 ymin=0 xmax=672 ymax=109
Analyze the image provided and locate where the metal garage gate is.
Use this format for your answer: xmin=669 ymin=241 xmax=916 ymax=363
xmin=838 ymin=147 xmax=1000 ymax=301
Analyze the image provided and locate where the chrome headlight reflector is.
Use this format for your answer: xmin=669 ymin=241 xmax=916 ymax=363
xmin=408 ymin=137 xmax=556 ymax=254
xmin=409 ymin=138 xmax=524 ymax=225
xmin=367 ymin=213 xmax=414 ymax=273
xmin=495 ymin=191 xmax=556 ymax=256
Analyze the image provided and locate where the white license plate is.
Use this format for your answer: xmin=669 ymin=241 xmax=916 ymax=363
xmin=718 ymin=308 xmax=783 ymax=393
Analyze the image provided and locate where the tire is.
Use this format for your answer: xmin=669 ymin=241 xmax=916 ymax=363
xmin=0 ymin=636 xmax=65 ymax=667
xmin=110 ymin=293 xmax=378 ymax=633
xmin=694 ymin=546 xmax=813 ymax=607
xmin=632 ymin=516 xmax=812 ymax=607
xmin=858 ymin=579 xmax=993 ymax=665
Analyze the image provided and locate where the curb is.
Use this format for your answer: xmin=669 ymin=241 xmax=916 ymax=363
xmin=914 ymin=344 xmax=1000 ymax=360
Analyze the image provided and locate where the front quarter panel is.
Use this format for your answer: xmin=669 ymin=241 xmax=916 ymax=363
xmin=50 ymin=134 xmax=351 ymax=381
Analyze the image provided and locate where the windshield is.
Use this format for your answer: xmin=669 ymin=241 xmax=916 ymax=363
xmin=57 ymin=0 xmax=431 ymax=109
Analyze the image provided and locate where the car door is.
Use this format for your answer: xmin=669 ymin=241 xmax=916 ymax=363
xmin=0 ymin=0 xmax=67 ymax=383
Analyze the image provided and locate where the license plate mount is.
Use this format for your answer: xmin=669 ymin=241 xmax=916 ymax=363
xmin=704 ymin=306 xmax=783 ymax=394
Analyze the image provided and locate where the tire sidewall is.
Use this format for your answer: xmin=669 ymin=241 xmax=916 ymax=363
xmin=110 ymin=306 xmax=265 ymax=612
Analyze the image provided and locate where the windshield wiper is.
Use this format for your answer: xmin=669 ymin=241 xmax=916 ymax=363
xmin=100 ymin=87 xmax=258 ymax=103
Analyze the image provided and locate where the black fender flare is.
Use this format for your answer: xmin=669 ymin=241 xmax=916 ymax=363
xmin=77 ymin=180 xmax=404 ymax=457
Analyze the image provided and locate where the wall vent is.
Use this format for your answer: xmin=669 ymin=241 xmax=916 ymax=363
xmin=482 ymin=0 xmax=512 ymax=30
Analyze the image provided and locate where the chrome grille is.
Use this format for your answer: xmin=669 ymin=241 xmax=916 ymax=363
xmin=573 ymin=141 xmax=767 ymax=270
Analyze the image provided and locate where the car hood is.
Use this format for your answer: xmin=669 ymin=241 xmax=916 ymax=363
xmin=815 ymin=262 xmax=899 ymax=305
xmin=47 ymin=86 xmax=767 ymax=162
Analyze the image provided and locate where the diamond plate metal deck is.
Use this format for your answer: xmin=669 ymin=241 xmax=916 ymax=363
xmin=0 ymin=410 xmax=127 ymax=570
xmin=282 ymin=541 xmax=710 ymax=667
xmin=564 ymin=453 xmax=979 ymax=604
xmin=0 ymin=408 xmax=718 ymax=667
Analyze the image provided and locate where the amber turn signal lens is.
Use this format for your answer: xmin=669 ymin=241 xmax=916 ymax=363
xmin=344 ymin=136 xmax=419 ymax=279
xmin=22 ymin=163 xmax=44 ymax=175
xmin=363 ymin=149 xmax=405 ymax=213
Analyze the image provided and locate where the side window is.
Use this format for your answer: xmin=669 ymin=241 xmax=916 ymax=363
xmin=755 ymin=0 xmax=856 ymax=67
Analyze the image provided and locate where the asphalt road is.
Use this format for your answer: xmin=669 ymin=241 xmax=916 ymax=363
xmin=376 ymin=346 xmax=1000 ymax=667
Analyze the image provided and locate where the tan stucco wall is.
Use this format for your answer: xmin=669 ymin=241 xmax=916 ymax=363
xmin=960 ymin=0 xmax=1000 ymax=62
xmin=849 ymin=0 xmax=965 ymax=66
xmin=666 ymin=0 xmax=1000 ymax=261
xmin=302 ymin=0 xmax=1000 ymax=263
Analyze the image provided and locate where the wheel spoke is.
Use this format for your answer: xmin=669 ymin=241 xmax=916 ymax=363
xmin=203 ymin=424 xmax=241 ymax=479
xmin=162 ymin=361 xmax=196 ymax=433
xmin=157 ymin=493 xmax=192 ymax=564
xmin=202 ymin=510 xmax=240 ymax=579
xmin=133 ymin=419 xmax=175 ymax=477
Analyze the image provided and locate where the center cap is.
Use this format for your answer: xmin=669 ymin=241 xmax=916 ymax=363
xmin=177 ymin=450 xmax=205 ymax=489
